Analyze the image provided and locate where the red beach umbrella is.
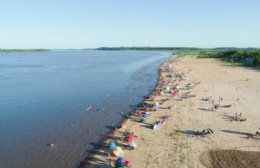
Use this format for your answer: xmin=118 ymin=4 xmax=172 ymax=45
xmin=126 ymin=134 xmax=134 ymax=142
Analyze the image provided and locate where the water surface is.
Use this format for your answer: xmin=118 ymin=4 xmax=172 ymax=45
xmin=0 ymin=50 xmax=170 ymax=168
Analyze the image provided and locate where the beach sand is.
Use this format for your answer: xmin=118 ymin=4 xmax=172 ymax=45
xmin=82 ymin=56 xmax=260 ymax=168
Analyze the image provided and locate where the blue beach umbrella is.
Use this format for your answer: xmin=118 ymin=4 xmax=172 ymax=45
xmin=109 ymin=140 xmax=116 ymax=149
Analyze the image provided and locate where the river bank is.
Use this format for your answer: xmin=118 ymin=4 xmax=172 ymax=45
xmin=82 ymin=56 xmax=260 ymax=168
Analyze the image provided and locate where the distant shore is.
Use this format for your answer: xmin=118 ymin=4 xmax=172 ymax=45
xmin=0 ymin=49 xmax=50 ymax=52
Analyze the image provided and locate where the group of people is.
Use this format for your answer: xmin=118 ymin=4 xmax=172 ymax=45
xmin=231 ymin=112 xmax=247 ymax=122
xmin=106 ymin=58 xmax=181 ymax=167
xmin=107 ymin=129 xmax=137 ymax=167
xmin=87 ymin=56 xmax=259 ymax=168
xmin=200 ymin=91 xmax=260 ymax=141
xmin=202 ymin=96 xmax=236 ymax=112
xmin=196 ymin=128 xmax=214 ymax=137
xmin=201 ymin=96 xmax=221 ymax=111
xmin=104 ymin=57 xmax=208 ymax=167
xmin=246 ymin=128 xmax=260 ymax=139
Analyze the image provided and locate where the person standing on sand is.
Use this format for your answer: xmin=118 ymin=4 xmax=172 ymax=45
xmin=219 ymin=96 xmax=223 ymax=104
xmin=234 ymin=113 xmax=238 ymax=120
xmin=211 ymin=98 xmax=215 ymax=105
xmin=153 ymin=101 xmax=159 ymax=111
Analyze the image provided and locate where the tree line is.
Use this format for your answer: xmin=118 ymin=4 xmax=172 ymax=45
xmin=198 ymin=49 xmax=260 ymax=65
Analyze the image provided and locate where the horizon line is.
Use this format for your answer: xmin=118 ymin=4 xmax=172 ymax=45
xmin=1 ymin=46 xmax=260 ymax=50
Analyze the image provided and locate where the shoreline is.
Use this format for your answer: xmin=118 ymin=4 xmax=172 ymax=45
xmin=77 ymin=55 xmax=172 ymax=167
xmin=80 ymin=55 xmax=260 ymax=168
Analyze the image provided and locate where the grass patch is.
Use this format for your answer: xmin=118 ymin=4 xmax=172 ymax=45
xmin=179 ymin=153 xmax=186 ymax=163
xmin=179 ymin=143 xmax=188 ymax=149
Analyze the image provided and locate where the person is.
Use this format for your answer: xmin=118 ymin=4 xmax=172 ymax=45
xmin=234 ymin=113 xmax=238 ymax=121
xmin=153 ymin=101 xmax=159 ymax=111
xmin=114 ymin=125 xmax=122 ymax=131
xmin=212 ymin=99 xmax=215 ymax=104
xmin=201 ymin=129 xmax=207 ymax=135
xmin=172 ymin=90 xmax=178 ymax=97
xmin=245 ymin=129 xmax=260 ymax=139
xmin=202 ymin=96 xmax=211 ymax=101
xmin=207 ymin=128 xmax=214 ymax=134
xmin=209 ymin=106 xmax=214 ymax=111
xmin=232 ymin=113 xmax=247 ymax=122
xmin=140 ymin=113 xmax=147 ymax=123
xmin=239 ymin=118 xmax=247 ymax=122
xmin=155 ymin=120 xmax=163 ymax=126
xmin=196 ymin=129 xmax=213 ymax=136
xmin=214 ymin=104 xmax=219 ymax=110
xmin=136 ymin=109 xmax=141 ymax=117
xmin=219 ymin=96 xmax=223 ymax=104
xmin=255 ymin=131 xmax=260 ymax=136
xmin=161 ymin=115 xmax=171 ymax=120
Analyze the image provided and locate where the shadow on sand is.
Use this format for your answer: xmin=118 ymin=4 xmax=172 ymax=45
xmin=221 ymin=114 xmax=234 ymax=121
xmin=176 ymin=130 xmax=197 ymax=137
xmin=76 ymin=155 xmax=112 ymax=168
xmin=221 ymin=130 xmax=251 ymax=136
xmin=76 ymin=142 xmax=113 ymax=168
xmin=140 ymin=123 xmax=152 ymax=129
xmin=197 ymin=108 xmax=211 ymax=112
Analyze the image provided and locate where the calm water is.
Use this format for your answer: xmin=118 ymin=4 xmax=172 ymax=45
xmin=0 ymin=50 xmax=170 ymax=168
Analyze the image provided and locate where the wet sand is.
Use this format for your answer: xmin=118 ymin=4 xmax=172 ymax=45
xmin=81 ymin=56 xmax=260 ymax=168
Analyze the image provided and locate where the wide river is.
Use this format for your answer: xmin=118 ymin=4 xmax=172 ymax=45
xmin=0 ymin=50 xmax=170 ymax=168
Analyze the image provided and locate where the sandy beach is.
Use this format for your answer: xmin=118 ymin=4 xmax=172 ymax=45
xmin=82 ymin=56 xmax=260 ymax=168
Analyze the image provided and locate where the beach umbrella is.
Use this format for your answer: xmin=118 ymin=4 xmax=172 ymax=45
xmin=141 ymin=114 xmax=147 ymax=119
xmin=130 ymin=141 xmax=137 ymax=149
xmin=123 ymin=160 xmax=131 ymax=166
xmin=126 ymin=134 xmax=134 ymax=142
xmin=116 ymin=157 xmax=126 ymax=166
xmin=113 ymin=147 xmax=124 ymax=157
xmin=109 ymin=140 xmax=116 ymax=149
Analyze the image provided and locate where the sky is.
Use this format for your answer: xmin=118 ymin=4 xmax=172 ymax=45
xmin=0 ymin=0 xmax=260 ymax=49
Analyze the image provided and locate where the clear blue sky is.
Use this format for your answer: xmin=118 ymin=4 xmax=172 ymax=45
xmin=0 ymin=0 xmax=260 ymax=49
